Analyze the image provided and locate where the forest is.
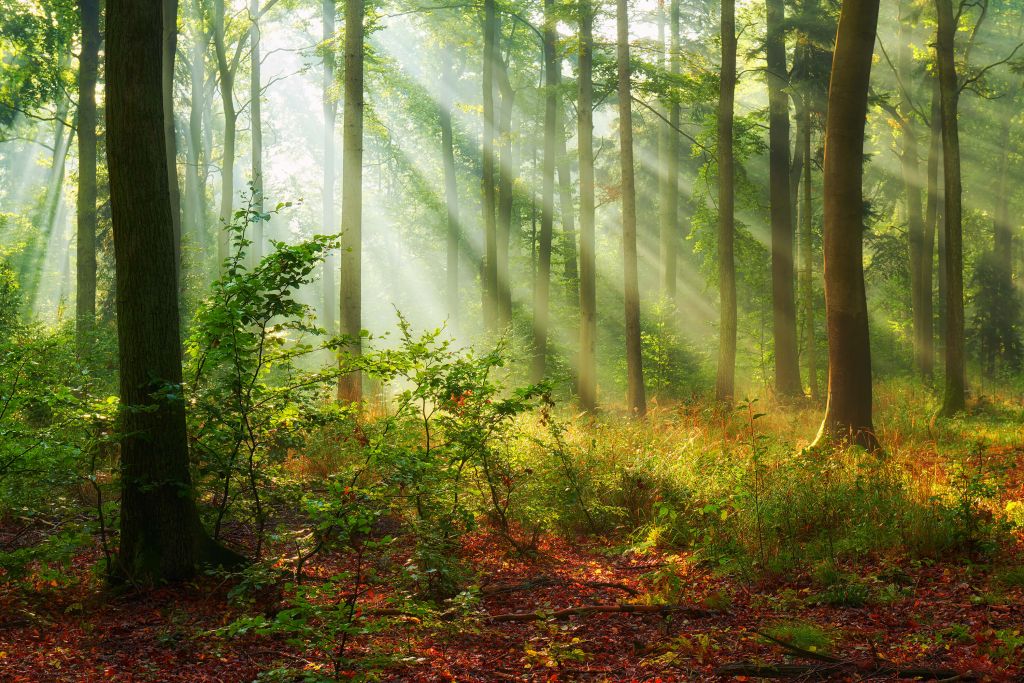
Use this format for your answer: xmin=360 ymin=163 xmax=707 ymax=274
xmin=1 ymin=0 xmax=1024 ymax=679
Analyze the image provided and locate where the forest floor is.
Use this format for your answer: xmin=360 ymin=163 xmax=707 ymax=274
xmin=1 ymin=527 xmax=1022 ymax=682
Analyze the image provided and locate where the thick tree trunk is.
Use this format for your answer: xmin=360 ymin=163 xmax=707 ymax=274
xmin=481 ymin=0 xmax=498 ymax=332
xmin=441 ymin=52 xmax=460 ymax=329
xmin=533 ymin=0 xmax=557 ymax=382
xmin=936 ymin=0 xmax=965 ymax=416
xmin=767 ymin=0 xmax=801 ymax=397
xmin=322 ymin=0 xmax=338 ymax=335
xmin=249 ymin=0 xmax=264 ymax=263
xmin=577 ymin=0 xmax=597 ymax=412
xmin=108 ymin=0 xmax=239 ymax=583
xmin=715 ymin=0 xmax=737 ymax=403
xmin=812 ymin=0 xmax=880 ymax=450
xmin=617 ymin=0 xmax=646 ymax=416
xmin=337 ymin=0 xmax=364 ymax=402
xmin=76 ymin=0 xmax=100 ymax=352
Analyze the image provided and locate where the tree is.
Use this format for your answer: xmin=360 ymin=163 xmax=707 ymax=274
xmin=440 ymin=51 xmax=460 ymax=328
xmin=766 ymin=0 xmax=801 ymax=397
xmin=532 ymin=0 xmax=557 ymax=382
xmin=617 ymin=0 xmax=646 ymax=416
xmin=481 ymin=0 xmax=498 ymax=332
xmin=249 ymin=0 xmax=264 ymax=262
xmin=322 ymin=0 xmax=338 ymax=335
xmin=812 ymin=0 xmax=880 ymax=450
xmin=107 ymin=0 xmax=239 ymax=582
xmin=659 ymin=0 xmax=680 ymax=300
xmin=163 ymin=0 xmax=183 ymax=275
xmin=75 ymin=0 xmax=99 ymax=353
xmin=338 ymin=0 xmax=364 ymax=402
xmin=715 ymin=0 xmax=737 ymax=403
xmin=577 ymin=0 xmax=597 ymax=413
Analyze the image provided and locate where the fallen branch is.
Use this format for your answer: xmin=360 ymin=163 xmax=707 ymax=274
xmin=714 ymin=661 xmax=971 ymax=680
xmin=486 ymin=603 xmax=715 ymax=622
xmin=481 ymin=575 xmax=639 ymax=596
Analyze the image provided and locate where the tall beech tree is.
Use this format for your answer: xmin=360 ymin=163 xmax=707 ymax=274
xmin=577 ymin=0 xmax=597 ymax=412
xmin=617 ymin=0 xmax=646 ymax=416
xmin=338 ymin=0 xmax=365 ymax=402
xmin=936 ymin=0 xmax=965 ymax=416
xmin=532 ymin=0 xmax=557 ymax=382
xmin=481 ymin=0 xmax=498 ymax=332
xmin=75 ymin=0 xmax=99 ymax=352
xmin=441 ymin=51 xmax=461 ymax=327
xmin=766 ymin=0 xmax=801 ymax=397
xmin=813 ymin=0 xmax=880 ymax=450
xmin=715 ymin=0 xmax=737 ymax=403
xmin=107 ymin=0 xmax=238 ymax=582
xmin=659 ymin=0 xmax=680 ymax=300
xmin=322 ymin=0 xmax=338 ymax=335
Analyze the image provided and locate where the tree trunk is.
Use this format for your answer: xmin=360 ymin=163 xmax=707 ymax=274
xmin=185 ymin=6 xmax=209 ymax=274
xmin=577 ymin=0 xmax=597 ymax=413
xmin=164 ymin=0 xmax=183 ymax=279
xmin=767 ymin=0 xmax=800 ymax=397
xmin=617 ymin=0 xmax=646 ymax=417
xmin=441 ymin=51 xmax=460 ymax=329
xmin=481 ymin=0 xmax=498 ymax=332
xmin=107 ymin=0 xmax=239 ymax=583
xmin=322 ymin=0 xmax=338 ymax=335
xmin=213 ymin=0 xmax=236 ymax=267
xmin=799 ymin=100 xmax=819 ymax=402
xmin=924 ymin=77 xmax=941 ymax=379
xmin=337 ymin=0 xmax=364 ymax=402
xmin=715 ymin=0 xmax=737 ymax=403
xmin=936 ymin=0 xmax=965 ymax=416
xmin=812 ymin=0 xmax=880 ymax=450
xmin=660 ymin=0 xmax=680 ymax=301
xmin=533 ymin=0 xmax=557 ymax=382
xmin=249 ymin=0 xmax=264 ymax=263
xmin=495 ymin=58 xmax=515 ymax=329
xmin=76 ymin=0 xmax=100 ymax=352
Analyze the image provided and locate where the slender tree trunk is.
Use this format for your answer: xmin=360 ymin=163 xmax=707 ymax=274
xmin=924 ymin=78 xmax=941 ymax=379
xmin=533 ymin=0 xmax=557 ymax=381
xmin=767 ymin=0 xmax=800 ymax=397
xmin=76 ymin=0 xmax=100 ymax=352
xmin=185 ymin=8 xmax=209 ymax=272
xmin=213 ymin=0 xmax=236 ymax=267
xmin=108 ymin=0 xmax=239 ymax=583
xmin=555 ymin=68 xmax=578 ymax=293
xmin=993 ymin=117 xmax=1013 ymax=280
xmin=812 ymin=0 xmax=880 ymax=450
xmin=715 ymin=0 xmax=737 ymax=403
xmin=936 ymin=0 xmax=965 ymax=416
xmin=164 ymin=0 xmax=183 ymax=279
xmin=481 ymin=0 xmax=498 ymax=332
xmin=659 ymin=0 xmax=680 ymax=300
xmin=441 ymin=51 xmax=460 ymax=329
xmin=799 ymin=100 xmax=819 ymax=402
xmin=322 ymin=0 xmax=338 ymax=335
xmin=496 ymin=60 xmax=515 ymax=329
xmin=617 ymin=0 xmax=646 ymax=416
xmin=337 ymin=0 xmax=364 ymax=402
xmin=249 ymin=0 xmax=264 ymax=263
xmin=577 ymin=0 xmax=597 ymax=412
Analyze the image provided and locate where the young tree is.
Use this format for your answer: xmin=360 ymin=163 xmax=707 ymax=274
xmin=533 ymin=0 xmax=557 ymax=382
xmin=715 ymin=0 xmax=737 ymax=403
xmin=107 ymin=0 xmax=238 ymax=582
xmin=617 ymin=0 xmax=646 ymax=416
xmin=659 ymin=0 xmax=680 ymax=300
xmin=338 ymin=0 xmax=364 ymax=402
xmin=766 ymin=0 xmax=801 ymax=397
xmin=577 ymin=0 xmax=597 ymax=412
xmin=75 ymin=0 xmax=100 ymax=352
xmin=249 ymin=0 xmax=264 ymax=262
xmin=935 ymin=0 xmax=965 ymax=415
xmin=813 ymin=0 xmax=880 ymax=450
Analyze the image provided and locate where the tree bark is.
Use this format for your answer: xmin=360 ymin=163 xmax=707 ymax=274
xmin=812 ymin=0 xmax=880 ymax=450
xmin=798 ymin=97 xmax=819 ymax=402
xmin=441 ymin=51 xmax=460 ymax=329
xmin=107 ymin=0 xmax=239 ymax=582
xmin=322 ymin=0 xmax=338 ymax=335
xmin=617 ymin=0 xmax=646 ymax=417
xmin=76 ymin=0 xmax=100 ymax=352
xmin=533 ymin=0 xmax=557 ymax=382
xmin=767 ymin=0 xmax=801 ymax=397
xmin=924 ymin=77 xmax=940 ymax=379
xmin=213 ymin=0 xmax=236 ymax=267
xmin=164 ymin=0 xmax=183 ymax=279
xmin=715 ymin=0 xmax=737 ymax=403
xmin=495 ymin=57 xmax=515 ymax=329
xmin=249 ymin=0 xmax=264 ymax=263
xmin=481 ymin=0 xmax=498 ymax=333
xmin=577 ymin=0 xmax=597 ymax=412
xmin=337 ymin=0 xmax=364 ymax=402
xmin=936 ymin=0 xmax=965 ymax=416
xmin=660 ymin=0 xmax=680 ymax=301
xmin=185 ymin=5 xmax=209 ymax=275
